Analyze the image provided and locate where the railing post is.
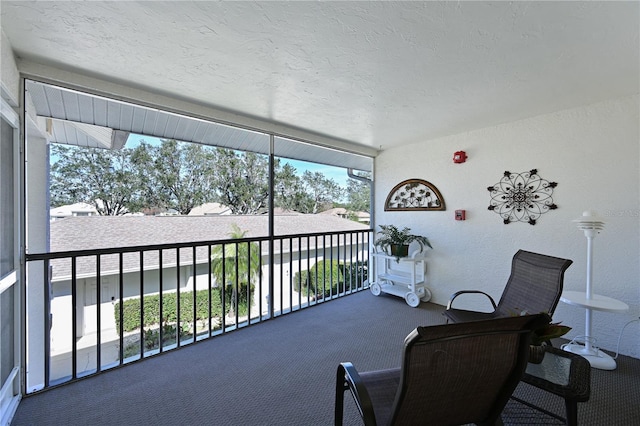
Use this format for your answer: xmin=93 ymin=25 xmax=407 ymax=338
xmin=207 ymin=245 xmax=212 ymax=336
xmin=192 ymin=246 xmax=197 ymax=342
xmin=71 ymin=257 xmax=77 ymax=380
xmin=118 ymin=253 xmax=124 ymax=365
xmin=176 ymin=248 xmax=181 ymax=347
xmin=139 ymin=251 xmax=144 ymax=357
xmin=220 ymin=243 xmax=225 ymax=331
xmin=43 ymin=260 xmax=50 ymax=388
xmin=234 ymin=242 xmax=239 ymax=327
xmin=96 ymin=254 xmax=101 ymax=372
xmin=159 ymin=249 xmax=164 ymax=351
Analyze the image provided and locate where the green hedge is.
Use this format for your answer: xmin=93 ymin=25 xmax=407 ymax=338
xmin=293 ymin=260 xmax=337 ymax=297
xmin=341 ymin=261 xmax=368 ymax=288
xmin=293 ymin=260 xmax=368 ymax=298
xmin=115 ymin=283 xmax=254 ymax=333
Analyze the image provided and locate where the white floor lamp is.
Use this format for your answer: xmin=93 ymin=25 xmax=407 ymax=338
xmin=561 ymin=210 xmax=629 ymax=370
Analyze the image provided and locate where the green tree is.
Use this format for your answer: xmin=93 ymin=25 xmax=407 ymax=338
xmin=213 ymin=149 xmax=270 ymax=214
xmin=273 ymin=166 xmax=345 ymax=214
xmin=50 ymin=138 xmax=350 ymax=217
xmin=345 ymin=173 xmax=371 ymax=213
xmin=130 ymin=139 xmax=218 ymax=214
xmin=50 ymin=144 xmax=144 ymax=215
xmin=210 ymin=224 xmax=261 ymax=317
xmin=301 ymin=170 xmax=343 ymax=213
xmin=274 ymin=163 xmax=312 ymax=212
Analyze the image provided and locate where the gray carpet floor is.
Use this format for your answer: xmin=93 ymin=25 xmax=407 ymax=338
xmin=12 ymin=290 xmax=640 ymax=425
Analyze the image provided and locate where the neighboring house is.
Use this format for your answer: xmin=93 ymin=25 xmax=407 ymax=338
xmin=48 ymin=214 xmax=370 ymax=358
xmin=320 ymin=207 xmax=370 ymax=224
xmin=188 ymin=202 xmax=232 ymax=216
xmin=49 ymin=202 xmax=98 ymax=221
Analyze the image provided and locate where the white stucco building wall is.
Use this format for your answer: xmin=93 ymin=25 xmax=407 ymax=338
xmin=375 ymin=94 xmax=640 ymax=358
xmin=0 ymin=30 xmax=19 ymax=106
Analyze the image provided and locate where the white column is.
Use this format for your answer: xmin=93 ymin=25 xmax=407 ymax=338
xmin=25 ymin=114 xmax=50 ymax=391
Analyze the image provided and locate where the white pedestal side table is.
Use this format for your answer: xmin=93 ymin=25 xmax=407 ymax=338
xmin=560 ymin=290 xmax=629 ymax=370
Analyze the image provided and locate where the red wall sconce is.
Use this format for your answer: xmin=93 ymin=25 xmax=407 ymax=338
xmin=453 ymin=151 xmax=467 ymax=163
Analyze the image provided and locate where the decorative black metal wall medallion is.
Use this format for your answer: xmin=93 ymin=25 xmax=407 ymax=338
xmin=384 ymin=179 xmax=446 ymax=211
xmin=487 ymin=169 xmax=557 ymax=225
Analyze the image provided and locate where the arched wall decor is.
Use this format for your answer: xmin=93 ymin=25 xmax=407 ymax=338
xmin=487 ymin=169 xmax=558 ymax=225
xmin=384 ymin=179 xmax=446 ymax=211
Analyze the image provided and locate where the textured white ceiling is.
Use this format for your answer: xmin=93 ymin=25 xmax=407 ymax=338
xmin=2 ymin=1 xmax=638 ymax=151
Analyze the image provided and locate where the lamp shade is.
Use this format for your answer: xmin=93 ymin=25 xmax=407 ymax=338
xmin=573 ymin=210 xmax=605 ymax=233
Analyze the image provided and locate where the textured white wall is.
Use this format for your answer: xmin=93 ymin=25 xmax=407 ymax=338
xmin=375 ymin=95 xmax=639 ymax=358
xmin=0 ymin=30 xmax=19 ymax=106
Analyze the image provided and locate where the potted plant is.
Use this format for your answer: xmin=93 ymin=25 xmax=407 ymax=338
xmin=373 ymin=225 xmax=432 ymax=261
xmin=529 ymin=322 xmax=572 ymax=364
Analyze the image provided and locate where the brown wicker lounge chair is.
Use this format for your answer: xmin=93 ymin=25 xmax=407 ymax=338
xmin=443 ymin=250 xmax=572 ymax=324
xmin=335 ymin=314 xmax=551 ymax=426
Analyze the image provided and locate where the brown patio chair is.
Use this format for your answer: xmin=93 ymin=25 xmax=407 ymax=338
xmin=335 ymin=314 xmax=551 ymax=426
xmin=443 ymin=250 xmax=572 ymax=324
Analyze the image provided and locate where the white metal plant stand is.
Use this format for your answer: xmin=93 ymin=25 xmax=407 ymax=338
xmin=369 ymin=249 xmax=430 ymax=307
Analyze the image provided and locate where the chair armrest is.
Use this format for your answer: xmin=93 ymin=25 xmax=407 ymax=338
xmin=335 ymin=362 xmax=377 ymax=426
xmin=446 ymin=290 xmax=498 ymax=310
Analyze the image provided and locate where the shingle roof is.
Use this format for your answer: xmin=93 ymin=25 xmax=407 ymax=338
xmin=47 ymin=215 xmax=370 ymax=280
xmin=50 ymin=215 xmax=368 ymax=251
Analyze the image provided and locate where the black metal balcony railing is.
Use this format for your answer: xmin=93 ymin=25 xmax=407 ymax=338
xmin=24 ymin=229 xmax=371 ymax=393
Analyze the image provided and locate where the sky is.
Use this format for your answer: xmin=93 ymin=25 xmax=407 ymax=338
xmin=126 ymin=134 xmax=352 ymax=188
